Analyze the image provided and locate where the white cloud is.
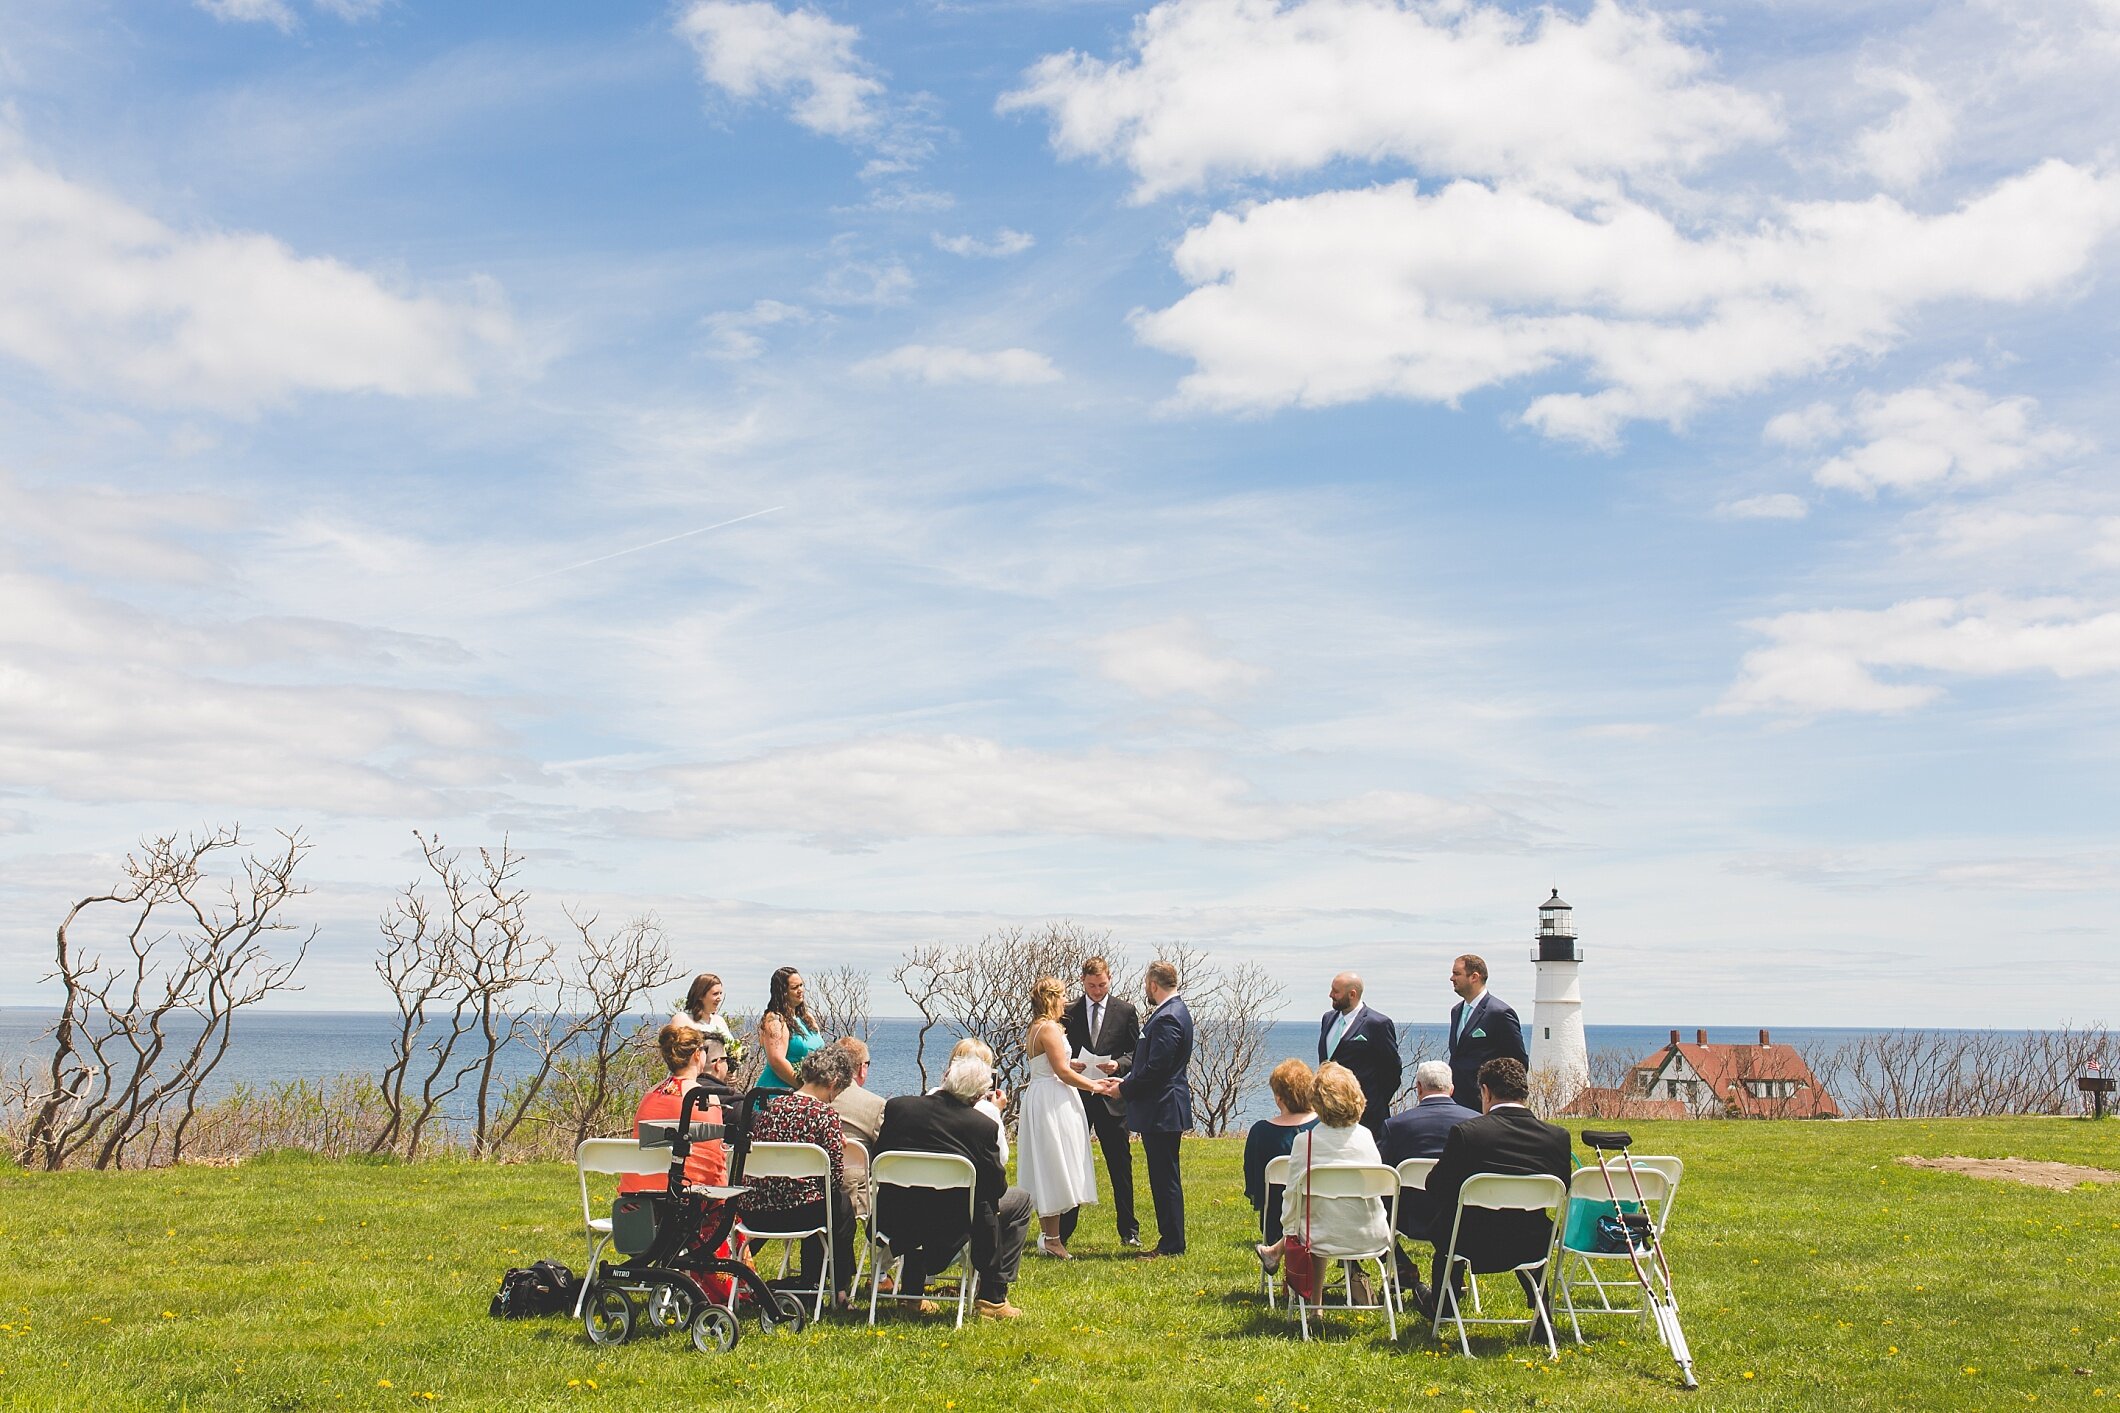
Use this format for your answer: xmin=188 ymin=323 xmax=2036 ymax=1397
xmin=1090 ymin=618 xmax=1266 ymax=699
xmin=1851 ymin=68 xmax=1954 ymax=189
xmin=675 ymin=1 xmax=884 ymax=141
xmin=1812 ymin=381 xmax=2085 ymax=495
xmin=1764 ymin=401 xmax=1845 ymax=448
xmin=816 ymin=256 xmax=915 ymax=306
xmin=0 ymin=145 xmax=514 ymax=414
xmin=1717 ymin=493 xmax=1809 ymax=521
xmin=0 ymin=469 xmax=237 ymax=583
xmin=636 ymin=733 xmax=1524 ymax=848
xmin=1131 ymin=161 xmax=2120 ymax=443
xmin=198 ymin=0 xmax=296 ymax=28
xmin=1719 ymin=595 xmax=2120 ymax=716
xmin=1001 ymin=0 xmax=1778 ymax=201
xmin=933 ymin=228 xmax=1035 ymax=258
xmin=854 ymin=344 xmax=1061 ymax=386
xmin=701 ymin=299 xmax=811 ymax=360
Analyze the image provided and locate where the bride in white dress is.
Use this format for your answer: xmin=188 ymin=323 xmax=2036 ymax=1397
xmin=1017 ymin=975 xmax=1103 ymax=1258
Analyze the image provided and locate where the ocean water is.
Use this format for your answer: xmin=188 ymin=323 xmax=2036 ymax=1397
xmin=0 ymin=1008 xmax=1884 ymax=1128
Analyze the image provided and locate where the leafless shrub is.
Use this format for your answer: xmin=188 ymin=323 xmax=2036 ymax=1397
xmin=15 ymin=827 xmax=313 ymax=1171
xmin=371 ymin=834 xmax=549 ymax=1159
xmin=810 ymin=964 xmax=873 ymax=1045
xmin=493 ymin=1018 xmax=666 ymax=1161
xmin=1173 ymin=945 xmax=1286 ymax=1137
xmin=487 ymin=910 xmax=678 ymax=1156
xmin=1817 ymin=1026 xmax=2113 ymax=1118
xmin=892 ymin=922 xmax=1117 ymax=1099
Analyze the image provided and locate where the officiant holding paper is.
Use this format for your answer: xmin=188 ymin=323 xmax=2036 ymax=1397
xmin=1058 ymin=956 xmax=1140 ymax=1248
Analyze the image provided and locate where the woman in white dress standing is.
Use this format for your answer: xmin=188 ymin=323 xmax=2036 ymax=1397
xmin=1018 ymin=975 xmax=1102 ymax=1259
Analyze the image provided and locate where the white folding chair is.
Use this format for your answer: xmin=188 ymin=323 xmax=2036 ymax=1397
xmin=1390 ymin=1157 xmax=1437 ymax=1313
xmin=842 ymin=1137 xmax=871 ymax=1292
xmin=727 ymin=1141 xmax=837 ymax=1321
xmin=573 ymin=1138 xmax=673 ymax=1317
xmin=1258 ymin=1154 xmax=1292 ymax=1307
xmin=1629 ymin=1155 xmax=1684 ymax=1238
xmin=866 ymin=1151 xmax=980 ymax=1329
xmin=1432 ymin=1172 xmax=1566 ymax=1360
xmin=1554 ymin=1163 xmax=1676 ymax=1341
xmin=1284 ymin=1163 xmax=1400 ymax=1342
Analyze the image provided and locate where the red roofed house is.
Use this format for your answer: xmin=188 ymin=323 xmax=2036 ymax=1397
xmin=1627 ymin=1029 xmax=1840 ymax=1119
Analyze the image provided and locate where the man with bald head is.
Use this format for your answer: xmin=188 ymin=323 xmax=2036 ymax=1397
xmin=1318 ymin=971 xmax=1402 ymax=1138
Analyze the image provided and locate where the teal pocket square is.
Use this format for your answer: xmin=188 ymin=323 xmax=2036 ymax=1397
xmin=1469 ymin=1028 xmax=1487 ymax=1038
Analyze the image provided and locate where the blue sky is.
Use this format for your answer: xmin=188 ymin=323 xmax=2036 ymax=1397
xmin=2 ymin=0 xmax=2117 ymax=1028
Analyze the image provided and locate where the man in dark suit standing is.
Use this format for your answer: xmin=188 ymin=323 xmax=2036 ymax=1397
xmin=872 ymin=1054 xmax=1036 ymax=1320
xmin=1380 ymin=1059 xmax=1481 ymax=1245
xmin=1059 ymin=955 xmax=1140 ymax=1248
xmin=1446 ymin=953 xmax=1527 ymax=1113
xmin=1096 ymin=958 xmax=1192 ymax=1258
xmin=1411 ymin=1057 xmax=1572 ymax=1329
xmin=1318 ymin=970 xmax=1402 ymax=1137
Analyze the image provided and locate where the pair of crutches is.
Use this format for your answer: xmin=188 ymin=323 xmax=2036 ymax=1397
xmin=1579 ymin=1129 xmax=1697 ymax=1390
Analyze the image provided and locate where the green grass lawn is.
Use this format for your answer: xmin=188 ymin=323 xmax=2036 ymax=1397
xmin=3 ymin=1118 xmax=2117 ymax=1411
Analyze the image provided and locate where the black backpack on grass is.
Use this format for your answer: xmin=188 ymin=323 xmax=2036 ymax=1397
xmin=489 ymin=1260 xmax=580 ymax=1318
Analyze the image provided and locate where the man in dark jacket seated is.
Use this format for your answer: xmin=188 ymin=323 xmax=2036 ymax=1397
xmin=871 ymin=1054 xmax=1036 ymax=1319
xmin=1411 ymin=1057 xmax=1572 ymax=1332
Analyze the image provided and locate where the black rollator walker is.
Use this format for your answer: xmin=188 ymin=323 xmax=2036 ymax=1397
xmin=579 ymin=1086 xmax=809 ymax=1354
xmin=1578 ymin=1130 xmax=1696 ymax=1390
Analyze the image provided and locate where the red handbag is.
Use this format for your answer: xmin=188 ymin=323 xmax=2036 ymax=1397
xmin=1281 ymin=1130 xmax=1321 ymax=1301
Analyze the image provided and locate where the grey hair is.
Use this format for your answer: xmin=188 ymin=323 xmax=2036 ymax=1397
xmin=941 ymin=1056 xmax=992 ymax=1103
xmin=1415 ymin=1060 xmax=1455 ymax=1093
xmin=798 ymin=1043 xmax=857 ymax=1092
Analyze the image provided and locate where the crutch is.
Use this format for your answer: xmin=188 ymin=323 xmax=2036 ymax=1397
xmin=1580 ymin=1130 xmax=1696 ymax=1390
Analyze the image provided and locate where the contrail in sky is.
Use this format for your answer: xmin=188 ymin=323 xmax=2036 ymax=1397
xmin=515 ymin=506 xmax=783 ymax=585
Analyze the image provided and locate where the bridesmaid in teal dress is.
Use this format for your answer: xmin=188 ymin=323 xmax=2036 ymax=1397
xmin=755 ymin=965 xmax=824 ymax=1097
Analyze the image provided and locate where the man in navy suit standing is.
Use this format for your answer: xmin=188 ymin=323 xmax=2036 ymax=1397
xmin=1318 ymin=971 xmax=1401 ymax=1138
xmin=1096 ymin=958 xmax=1192 ymax=1258
xmin=1446 ymin=953 xmax=1527 ymax=1114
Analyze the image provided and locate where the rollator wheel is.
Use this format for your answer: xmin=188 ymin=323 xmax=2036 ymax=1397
xmin=691 ymin=1306 xmax=741 ymax=1354
xmin=643 ymin=1281 xmax=695 ymax=1334
xmin=583 ymin=1286 xmax=633 ymax=1347
xmin=760 ymin=1289 xmax=809 ymax=1335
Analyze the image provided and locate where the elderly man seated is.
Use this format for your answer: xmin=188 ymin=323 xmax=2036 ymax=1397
xmin=870 ymin=1054 xmax=1035 ymax=1320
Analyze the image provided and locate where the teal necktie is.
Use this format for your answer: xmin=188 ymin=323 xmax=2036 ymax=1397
xmin=1328 ymin=1012 xmax=1349 ymax=1053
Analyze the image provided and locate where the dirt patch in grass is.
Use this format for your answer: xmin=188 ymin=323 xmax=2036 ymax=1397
xmin=1897 ymin=1155 xmax=2120 ymax=1190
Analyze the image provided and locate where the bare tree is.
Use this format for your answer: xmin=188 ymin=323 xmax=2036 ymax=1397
xmin=16 ymin=827 xmax=312 ymax=1171
xmin=810 ymin=964 xmax=873 ymax=1045
xmin=892 ymin=923 xmax=1117 ymax=1100
xmin=370 ymin=834 xmax=549 ymax=1159
xmin=1816 ymin=1026 xmax=2113 ymax=1119
xmin=1180 ymin=952 xmax=1286 ymax=1137
xmin=489 ymin=910 xmax=678 ymax=1154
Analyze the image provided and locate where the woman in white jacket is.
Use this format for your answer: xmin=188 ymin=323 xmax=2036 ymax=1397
xmin=1255 ymin=1061 xmax=1391 ymax=1272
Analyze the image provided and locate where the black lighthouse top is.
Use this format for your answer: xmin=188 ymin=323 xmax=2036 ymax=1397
xmin=1536 ymin=888 xmax=1581 ymax=962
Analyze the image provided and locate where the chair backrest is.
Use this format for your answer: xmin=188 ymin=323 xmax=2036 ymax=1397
xmin=1263 ymin=1154 xmax=1292 ymax=1188
xmin=1301 ymin=1162 xmax=1399 ymax=1200
xmin=1396 ymin=1156 xmax=1437 ymax=1191
xmin=842 ymin=1135 xmax=871 ymax=1176
xmin=1628 ymin=1154 xmax=1683 ymax=1224
xmin=576 ymin=1137 xmax=672 ymax=1224
xmin=745 ymin=1140 xmax=832 ymax=1181
xmin=1567 ymin=1163 xmax=1670 ymax=1206
xmin=871 ymin=1150 xmax=976 ymax=1192
xmin=1459 ymin=1172 xmax=1567 ymax=1214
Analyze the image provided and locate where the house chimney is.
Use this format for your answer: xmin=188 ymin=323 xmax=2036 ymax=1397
xmin=1695 ymin=1028 xmax=1707 ymax=1045
xmin=1760 ymin=1028 xmax=1771 ymax=1046
xmin=1669 ymin=1028 xmax=1680 ymax=1046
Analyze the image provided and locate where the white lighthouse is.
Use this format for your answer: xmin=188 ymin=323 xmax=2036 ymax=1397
xmin=1529 ymin=889 xmax=1588 ymax=1100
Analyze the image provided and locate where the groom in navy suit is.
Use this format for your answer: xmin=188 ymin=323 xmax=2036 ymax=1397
xmin=1097 ymin=958 xmax=1192 ymax=1258
xmin=1445 ymin=953 xmax=1527 ymax=1113
xmin=1318 ymin=971 xmax=1401 ymax=1137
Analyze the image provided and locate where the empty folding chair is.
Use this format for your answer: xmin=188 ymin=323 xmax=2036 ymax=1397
xmin=1554 ymin=1162 xmax=1675 ymax=1340
xmin=866 ymin=1151 xmax=979 ymax=1329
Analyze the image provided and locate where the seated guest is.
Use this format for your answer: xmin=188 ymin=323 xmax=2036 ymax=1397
xmin=1380 ymin=1059 xmax=1480 ymax=1245
xmin=737 ymin=1045 xmax=859 ymax=1309
xmin=1242 ymin=1058 xmax=1318 ymax=1244
xmin=936 ymin=1036 xmax=1008 ymax=1168
xmin=873 ymin=1055 xmax=1036 ymax=1321
xmin=832 ymin=1037 xmax=886 ymax=1218
xmin=1410 ymin=1057 xmax=1573 ymax=1326
xmin=1254 ymin=1063 xmax=1391 ymax=1293
xmin=622 ymin=1022 xmax=729 ymax=1194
